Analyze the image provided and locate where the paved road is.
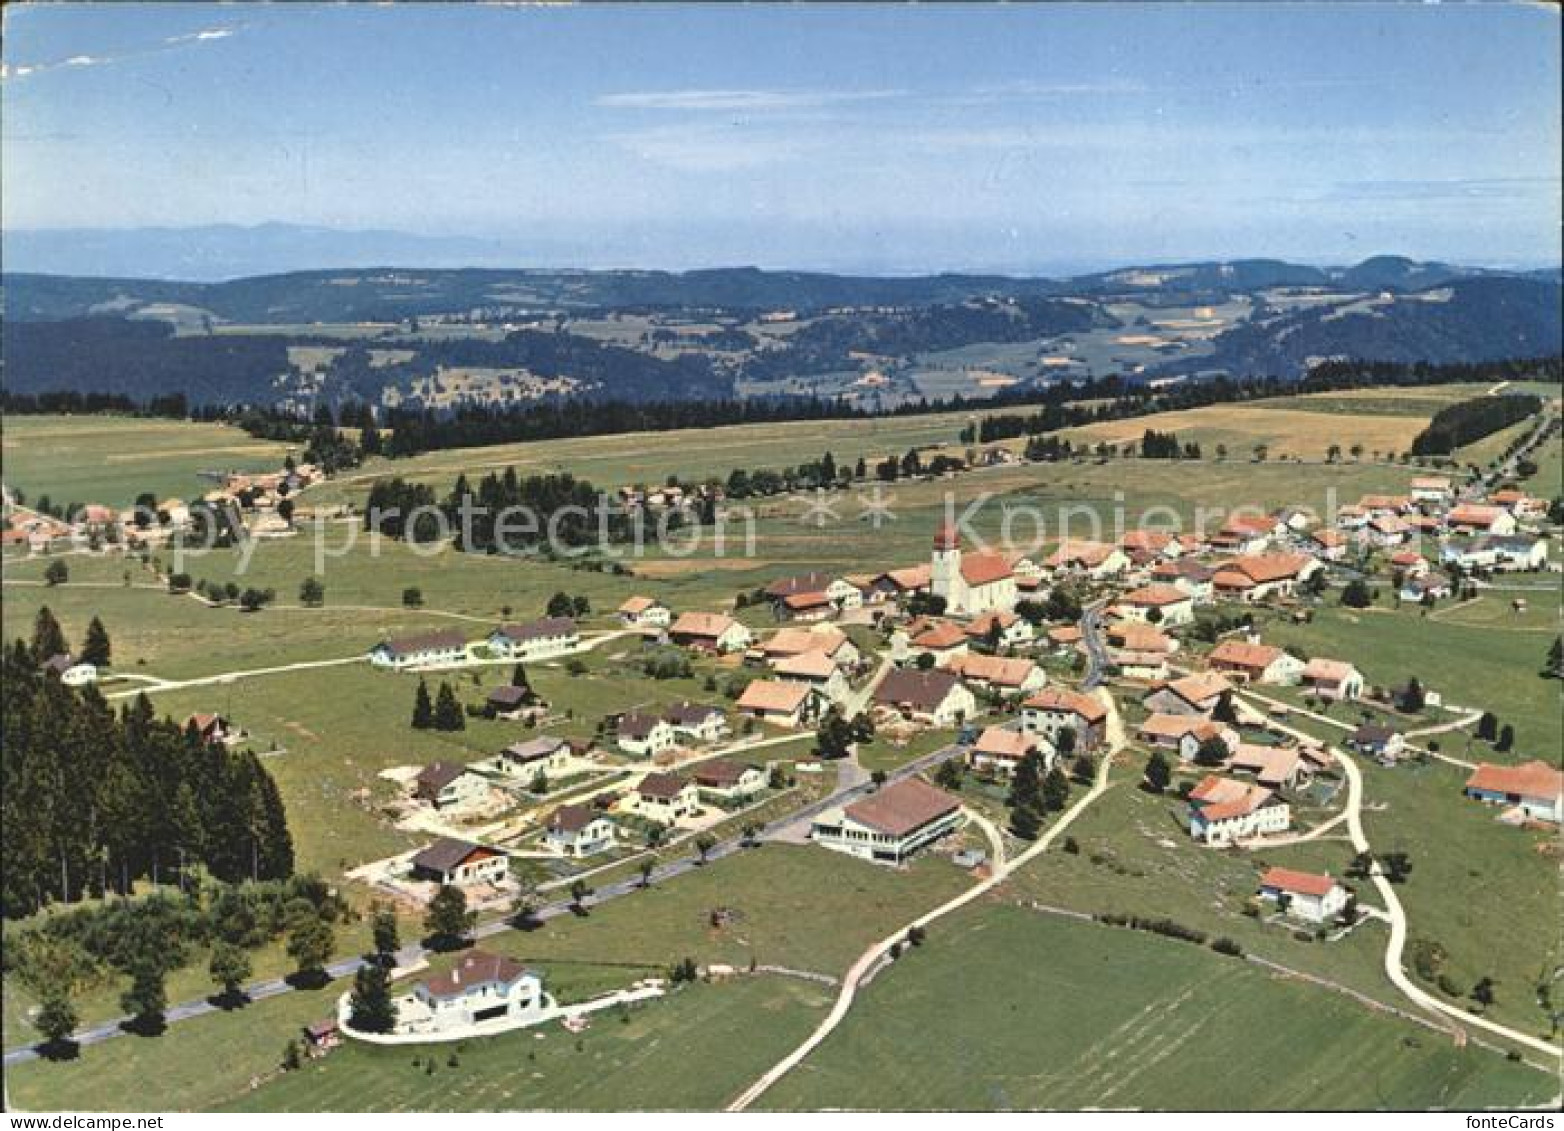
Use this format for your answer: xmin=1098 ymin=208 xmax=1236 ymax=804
xmin=1 ymin=739 xmax=965 ymax=1069
xmin=1079 ymin=602 xmax=1111 ymax=690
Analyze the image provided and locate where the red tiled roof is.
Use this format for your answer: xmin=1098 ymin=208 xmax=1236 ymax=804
xmin=1465 ymin=761 xmax=1563 ymax=801
xmin=1259 ymin=867 xmax=1337 ymax=898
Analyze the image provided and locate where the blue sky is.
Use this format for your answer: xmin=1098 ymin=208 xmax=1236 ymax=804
xmin=2 ymin=3 xmax=1559 ymax=272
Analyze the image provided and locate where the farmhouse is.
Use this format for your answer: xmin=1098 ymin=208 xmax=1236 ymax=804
xmin=1206 ymin=639 xmax=1303 ymax=685
xmin=1142 ymin=672 xmax=1233 ymax=717
xmin=735 ymin=679 xmax=822 ymax=728
xmin=1021 ymin=687 xmax=1107 ymax=750
xmin=403 ymin=951 xmax=547 ymax=1035
xmin=810 ymin=777 xmax=963 ymax=865
xmin=544 ymin=804 xmax=617 ymax=857
xmin=1446 ymin=504 xmax=1517 ymax=537
xmin=1410 ymin=476 xmax=1453 ymax=505
xmin=413 ymin=762 xmax=489 ymax=810
xmin=370 ymin=629 xmax=468 ymax=670
xmin=771 ymin=650 xmax=850 ymax=702
xmin=1476 ymin=535 xmax=1549 ymax=572
xmin=1463 ymin=761 xmax=1563 ymax=823
xmin=669 ymin=612 xmax=752 ymax=654
xmin=761 ymin=625 xmax=860 ymax=668
xmin=1121 ymin=529 xmax=1185 ymax=560
xmin=618 ymin=596 xmax=671 ymax=629
xmin=485 ymin=683 xmax=544 ymax=719
xmin=615 ymin=712 xmax=677 ymax=757
xmin=410 ymin=838 xmax=509 ymax=887
xmin=873 ymin=668 xmax=977 ymax=726
xmin=907 ymin=619 xmax=971 ymax=664
xmin=1301 ymin=657 xmax=1364 ymax=701
xmin=930 ymin=522 xmax=1018 ymax=616
xmin=631 ymin=772 xmax=700 ymax=823
xmin=965 ymin=725 xmax=1044 ymax=775
xmin=1117 ymin=583 xmax=1195 ymax=626
xmin=692 ymin=759 xmax=768 ymax=803
xmin=1151 ymin=559 xmax=1217 ymax=602
xmin=1187 ymin=775 xmax=1290 ymax=845
xmin=487 ymin=617 xmax=579 ymax=660
xmin=1044 ymin=539 xmax=1129 ymax=578
xmin=1138 ymin=713 xmax=1238 ymax=762
xmin=1257 ymin=867 xmax=1349 ymax=923
xmin=1227 ymin=743 xmax=1304 ymax=789
xmin=944 ymin=652 xmax=1047 ymax=696
xmin=1211 ymin=553 xmax=1317 ymax=602
xmin=964 ymin=610 xmax=1036 ymax=649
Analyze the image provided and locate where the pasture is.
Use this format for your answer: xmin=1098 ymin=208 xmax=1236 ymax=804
xmin=759 ymin=905 xmax=1555 ymax=1110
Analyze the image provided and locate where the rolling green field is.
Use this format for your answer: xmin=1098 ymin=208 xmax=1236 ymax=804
xmin=760 ymin=905 xmax=1555 ymax=1110
xmin=2 ymin=415 xmax=290 ymax=508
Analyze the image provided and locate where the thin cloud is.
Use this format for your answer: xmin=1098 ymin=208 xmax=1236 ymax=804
xmin=596 ymin=87 xmax=906 ymax=111
xmin=2 ymin=25 xmax=239 ymax=82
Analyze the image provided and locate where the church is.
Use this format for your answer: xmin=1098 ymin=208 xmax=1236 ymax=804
xmin=931 ymin=521 xmax=1018 ymax=617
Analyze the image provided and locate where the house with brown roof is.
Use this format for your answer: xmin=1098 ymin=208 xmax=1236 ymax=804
xmin=664 ymin=701 xmax=729 ymax=743
xmin=615 ymin=712 xmax=678 ymax=757
xmin=630 ymin=772 xmax=700 ymax=823
xmin=544 ymin=804 xmax=617 ymax=857
xmin=1021 ymin=687 xmax=1107 ymax=751
xmin=413 ymin=762 xmax=490 ymax=810
xmin=965 ymin=725 xmax=1042 ymax=775
xmin=1187 ymin=775 xmax=1290 ymax=845
xmin=810 ymin=777 xmax=963 ymax=864
xmin=669 ymin=612 xmax=753 ymax=653
xmin=1464 ymin=761 xmax=1563 ymax=823
xmin=403 ymin=950 xmax=547 ymax=1036
xmin=1300 ymin=657 xmax=1364 ymax=701
xmin=1257 ymin=867 xmax=1348 ymax=923
xmin=872 ymin=668 xmax=977 ymax=727
xmin=693 ymin=759 xmax=768 ymax=803
xmin=944 ymin=652 xmax=1047 ymax=697
xmin=410 ymin=837 xmax=510 ymax=887
xmin=771 ymin=650 xmax=850 ymax=702
xmin=487 ymin=617 xmax=579 ymax=660
xmin=370 ymin=628 xmax=469 ymax=670
xmin=496 ymin=735 xmax=573 ymax=778
xmin=1206 ymin=639 xmax=1304 ymax=685
xmin=777 ymin=590 xmax=835 ymax=622
xmin=1142 ymin=672 xmax=1234 ymax=717
xmin=1151 ymin=559 xmax=1217 ymax=603
xmin=735 ymin=679 xmax=823 ymax=728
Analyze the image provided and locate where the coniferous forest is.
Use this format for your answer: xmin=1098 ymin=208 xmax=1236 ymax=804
xmin=1 ymin=611 xmax=295 ymax=919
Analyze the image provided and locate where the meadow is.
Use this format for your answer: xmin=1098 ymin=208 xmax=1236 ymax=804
xmin=1 ymin=415 xmax=290 ymax=508
xmin=759 ymin=905 xmax=1555 ymax=1110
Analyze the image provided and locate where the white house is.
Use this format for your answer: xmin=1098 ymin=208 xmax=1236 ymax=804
xmin=664 ymin=701 xmax=728 ymax=743
xmin=1187 ymin=775 xmax=1290 ymax=845
xmin=631 ymin=773 xmax=700 ymax=824
xmin=618 ymin=596 xmax=672 ymax=629
xmin=1301 ymin=658 xmax=1364 ymax=701
xmin=669 ymin=612 xmax=752 ymax=654
xmin=403 ymin=951 xmax=548 ymax=1035
xmin=616 ymin=712 xmax=677 ymax=757
xmin=370 ymin=629 xmax=469 ymax=670
xmin=497 ymin=735 xmax=574 ymax=779
xmin=964 ymin=610 xmax=1036 ymax=650
xmin=692 ymin=759 xmax=768 ymax=803
xmin=1022 ymin=688 xmax=1107 ymax=750
xmin=409 ymin=838 xmax=510 ymax=887
xmin=1257 ymin=867 xmax=1349 ymax=923
xmin=1205 ymin=640 xmax=1304 ymax=686
xmin=487 ymin=617 xmax=579 ymax=660
xmin=544 ymin=804 xmax=618 ymax=857
xmin=1117 ymin=584 xmax=1196 ymax=626
xmin=965 ymin=725 xmax=1045 ymax=775
xmin=811 ymin=777 xmax=963 ymax=864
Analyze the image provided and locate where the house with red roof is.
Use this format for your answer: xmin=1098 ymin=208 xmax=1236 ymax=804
xmin=1187 ymin=775 xmax=1290 ymax=845
xmin=1464 ymin=761 xmax=1563 ymax=823
xmin=1257 ymin=867 xmax=1348 ymax=923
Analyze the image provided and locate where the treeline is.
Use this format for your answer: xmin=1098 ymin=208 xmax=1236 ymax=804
xmin=2 ymin=612 xmax=294 ymax=918
xmin=1138 ymin=429 xmax=1201 ymax=459
xmin=1410 ymin=393 xmax=1543 ymax=456
xmin=0 ymin=390 xmax=190 ymax=418
xmin=365 ymin=469 xmax=633 ymax=550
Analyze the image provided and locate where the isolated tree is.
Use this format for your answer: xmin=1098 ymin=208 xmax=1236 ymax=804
xmin=1041 ymin=765 xmax=1071 ymax=813
xmin=209 ymin=941 xmax=253 ymax=1003
xmin=1476 ymin=711 xmax=1499 ymax=742
xmin=30 ymin=606 xmax=69 ymax=662
xmin=120 ymin=960 xmax=168 ymax=1033
xmin=1495 ymin=724 xmax=1515 ymax=753
xmin=1341 ymin=579 xmax=1372 ymax=608
xmin=694 ymin=833 xmax=717 ymax=863
xmin=80 ymin=616 xmax=112 ymax=667
xmin=1546 ymin=637 xmax=1563 ymax=679
xmin=35 ymin=993 xmax=78 ymax=1050
xmin=43 ymin=559 xmax=69 ymax=587
xmin=286 ymin=909 xmax=335 ymax=983
xmin=1380 ymin=851 xmax=1413 ymax=884
xmin=569 ymin=878 xmax=592 ymax=912
xmin=1401 ymin=677 xmax=1426 ymax=713
xmin=1211 ymin=690 xmax=1239 ymax=724
xmin=1194 ymin=735 xmax=1229 ymax=767
xmin=433 ymin=681 xmax=465 ymax=731
xmin=1471 ymin=976 xmax=1497 ymax=1010
xmin=299 ymin=576 xmax=325 ymax=607
xmin=546 ymin=591 xmax=574 ymax=618
xmin=370 ymin=904 xmax=400 ymax=963
xmin=411 ymin=679 xmax=434 ymax=729
xmin=1143 ymin=750 xmax=1172 ymax=794
xmin=348 ymin=962 xmax=397 ymax=1033
xmin=425 ymin=884 xmax=474 ymax=949
xmin=402 ymin=586 xmax=423 ymax=609
xmin=1070 ymin=753 xmax=1096 ymax=784
xmin=935 ymin=758 xmax=963 ymax=790
xmin=509 ymin=889 xmax=539 ymax=928
xmin=638 ymin=859 xmax=656 ymax=889
xmin=1008 ymin=751 xmax=1045 ymax=836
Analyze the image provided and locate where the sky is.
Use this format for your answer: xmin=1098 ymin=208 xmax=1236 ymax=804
xmin=2 ymin=2 xmax=1560 ymax=273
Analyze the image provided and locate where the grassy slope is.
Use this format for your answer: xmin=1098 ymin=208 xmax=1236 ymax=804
xmin=2 ymin=415 xmax=288 ymax=508
xmin=760 ymin=905 xmax=1554 ymax=1111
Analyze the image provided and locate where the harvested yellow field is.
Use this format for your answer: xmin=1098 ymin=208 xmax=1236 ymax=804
xmin=1063 ymin=404 xmax=1430 ymax=459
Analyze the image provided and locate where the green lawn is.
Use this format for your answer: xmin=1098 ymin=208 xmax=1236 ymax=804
xmin=2 ymin=415 xmax=289 ymax=509
xmin=761 ymin=905 xmax=1555 ymax=1110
